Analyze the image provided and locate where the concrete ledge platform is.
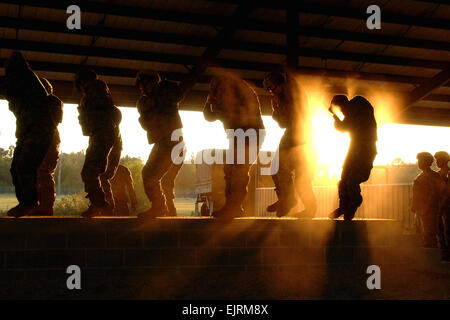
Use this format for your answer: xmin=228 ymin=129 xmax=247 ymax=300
xmin=0 ymin=217 xmax=448 ymax=299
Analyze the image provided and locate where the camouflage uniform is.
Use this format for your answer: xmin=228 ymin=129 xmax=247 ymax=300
xmin=203 ymin=75 xmax=264 ymax=218
xmin=267 ymin=76 xmax=316 ymax=217
xmin=111 ymin=164 xmax=138 ymax=216
xmin=34 ymin=90 xmax=63 ymax=216
xmin=4 ymin=52 xmax=54 ymax=216
xmin=137 ymin=80 xmax=185 ymax=216
xmin=78 ymin=79 xmax=122 ymax=214
xmin=412 ymin=169 xmax=441 ymax=247
xmin=334 ymin=96 xmax=378 ymax=220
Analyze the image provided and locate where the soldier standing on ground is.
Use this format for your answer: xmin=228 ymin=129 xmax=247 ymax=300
xmin=2 ymin=52 xmax=55 ymax=217
xmin=328 ymin=95 xmax=378 ymax=221
xmin=110 ymin=164 xmax=138 ymax=216
xmin=263 ymin=71 xmax=317 ymax=218
xmin=29 ymin=78 xmax=63 ymax=216
xmin=135 ymin=70 xmax=186 ymax=218
xmin=434 ymin=151 xmax=450 ymax=261
xmin=412 ymin=152 xmax=441 ymax=247
xmin=75 ymin=69 xmax=123 ymax=218
xmin=203 ymin=73 xmax=265 ymax=220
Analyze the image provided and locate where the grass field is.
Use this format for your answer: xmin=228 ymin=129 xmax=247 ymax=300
xmin=0 ymin=194 xmax=196 ymax=216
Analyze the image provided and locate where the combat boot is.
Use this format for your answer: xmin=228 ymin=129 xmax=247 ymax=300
xmin=291 ymin=209 xmax=315 ymax=219
xmin=276 ymin=191 xmax=297 ymax=217
xmin=82 ymin=189 xmax=108 ymax=218
xmin=344 ymin=207 xmax=358 ymax=221
xmin=138 ymin=203 xmax=169 ymax=219
xmin=212 ymin=203 xmax=244 ymax=221
xmin=166 ymin=199 xmax=177 ymax=217
xmin=28 ymin=206 xmax=54 ymax=216
xmin=329 ymin=208 xmax=344 ymax=219
xmin=7 ymin=203 xmax=39 ymax=218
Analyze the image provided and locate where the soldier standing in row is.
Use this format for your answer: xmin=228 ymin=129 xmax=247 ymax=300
xmin=203 ymin=73 xmax=265 ymax=219
xmin=30 ymin=78 xmax=63 ymax=216
xmin=3 ymin=52 xmax=55 ymax=217
xmin=329 ymin=95 xmax=378 ymax=221
xmin=75 ymin=69 xmax=123 ymax=218
xmin=135 ymin=70 xmax=185 ymax=218
xmin=110 ymin=164 xmax=138 ymax=216
xmin=263 ymin=71 xmax=317 ymax=218
xmin=412 ymin=152 xmax=441 ymax=247
xmin=434 ymin=151 xmax=450 ymax=261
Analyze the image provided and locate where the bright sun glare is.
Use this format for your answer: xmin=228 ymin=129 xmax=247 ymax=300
xmin=0 ymin=99 xmax=449 ymax=167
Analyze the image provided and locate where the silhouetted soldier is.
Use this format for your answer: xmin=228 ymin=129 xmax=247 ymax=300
xmin=28 ymin=78 xmax=63 ymax=216
xmin=203 ymin=73 xmax=264 ymax=219
xmin=434 ymin=151 xmax=450 ymax=261
xmin=110 ymin=164 xmax=138 ymax=216
xmin=135 ymin=70 xmax=185 ymax=218
xmin=263 ymin=72 xmax=317 ymax=218
xmin=412 ymin=152 xmax=441 ymax=247
xmin=328 ymin=95 xmax=378 ymax=221
xmin=75 ymin=69 xmax=122 ymax=217
xmin=3 ymin=52 xmax=54 ymax=217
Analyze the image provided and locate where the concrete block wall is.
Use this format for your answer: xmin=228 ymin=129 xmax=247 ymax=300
xmin=0 ymin=217 xmax=448 ymax=299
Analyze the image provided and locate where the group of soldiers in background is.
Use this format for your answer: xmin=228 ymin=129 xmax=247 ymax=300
xmin=1 ymin=50 xmax=379 ymax=221
xmin=413 ymin=151 xmax=450 ymax=261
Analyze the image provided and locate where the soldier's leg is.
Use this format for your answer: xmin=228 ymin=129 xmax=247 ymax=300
xmin=113 ymin=199 xmax=130 ymax=216
xmin=293 ymin=146 xmax=317 ymax=217
xmin=140 ymin=142 xmax=176 ymax=217
xmin=8 ymin=131 xmax=52 ymax=217
xmin=99 ymin=136 xmax=122 ymax=213
xmin=10 ymin=142 xmax=24 ymax=204
xmin=268 ymin=133 xmax=296 ymax=216
xmin=161 ymin=163 xmax=183 ymax=216
xmin=35 ymin=131 xmax=60 ymax=215
xmin=81 ymin=134 xmax=114 ymax=216
xmin=214 ymin=135 xmax=258 ymax=219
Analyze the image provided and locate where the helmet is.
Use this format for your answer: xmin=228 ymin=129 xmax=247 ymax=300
xmin=417 ymin=152 xmax=434 ymax=166
xmin=263 ymin=72 xmax=285 ymax=91
xmin=330 ymin=95 xmax=349 ymax=108
xmin=136 ymin=69 xmax=161 ymax=87
xmin=74 ymin=68 xmax=97 ymax=91
xmin=4 ymin=51 xmax=30 ymax=75
xmin=434 ymin=151 xmax=450 ymax=162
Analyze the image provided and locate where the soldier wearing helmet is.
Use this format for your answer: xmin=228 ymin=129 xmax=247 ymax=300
xmin=413 ymin=152 xmax=441 ymax=247
xmin=135 ymin=69 xmax=186 ymax=218
xmin=28 ymin=78 xmax=64 ymax=216
xmin=263 ymin=71 xmax=317 ymax=218
xmin=434 ymin=151 xmax=450 ymax=261
xmin=75 ymin=68 xmax=123 ymax=218
xmin=203 ymin=72 xmax=265 ymax=219
xmin=329 ymin=94 xmax=378 ymax=221
xmin=3 ymin=51 xmax=55 ymax=217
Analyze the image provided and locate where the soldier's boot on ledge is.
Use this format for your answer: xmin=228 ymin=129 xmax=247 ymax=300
xmin=166 ymin=199 xmax=177 ymax=217
xmin=276 ymin=190 xmax=297 ymax=218
xmin=344 ymin=207 xmax=358 ymax=221
xmin=291 ymin=209 xmax=315 ymax=219
xmin=329 ymin=208 xmax=344 ymax=219
xmin=212 ymin=203 xmax=244 ymax=221
xmin=137 ymin=203 xmax=169 ymax=220
xmin=7 ymin=203 xmax=39 ymax=218
xmin=28 ymin=205 xmax=54 ymax=216
xmin=82 ymin=189 xmax=108 ymax=218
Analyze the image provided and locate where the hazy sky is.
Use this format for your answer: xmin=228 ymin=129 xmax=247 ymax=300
xmin=0 ymin=99 xmax=449 ymax=166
